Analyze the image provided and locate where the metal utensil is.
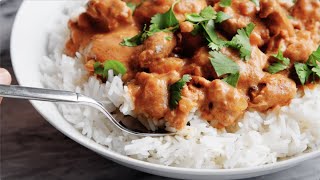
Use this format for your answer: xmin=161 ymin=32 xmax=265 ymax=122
xmin=0 ymin=85 xmax=174 ymax=137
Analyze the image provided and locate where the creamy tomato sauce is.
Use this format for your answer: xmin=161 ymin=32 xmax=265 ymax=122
xmin=65 ymin=0 xmax=320 ymax=130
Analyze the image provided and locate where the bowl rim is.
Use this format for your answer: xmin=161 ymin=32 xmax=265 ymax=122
xmin=10 ymin=0 xmax=320 ymax=176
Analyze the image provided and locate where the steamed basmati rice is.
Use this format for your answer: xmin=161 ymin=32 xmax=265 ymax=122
xmin=40 ymin=1 xmax=320 ymax=169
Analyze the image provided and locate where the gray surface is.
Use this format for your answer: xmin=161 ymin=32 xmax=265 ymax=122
xmin=0 ymin=0 xmax=320 ymax=179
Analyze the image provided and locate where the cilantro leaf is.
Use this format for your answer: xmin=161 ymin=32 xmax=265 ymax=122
xmin=93 ymin=60 xmax=127 ymax=78
xmin=312 ymin=66 xmax=320 ymax=77
xmin=209 ymin=51 xmax=240 ymax=87
xmin=227 ymin=23 xmax=255 ymax=61
xmin=307 ymin=45 xmax=320 ymax=66
xmin=199 ymin=6 xmax=216 ymax=19
xmin=268 ymin=50 xmax=290 ymax=74
xmin=250 ymin=0 xmax=260 ymax=7
xmin=120 ymin=32 xmax=144 ymax=47
xmin=121 ymin=3 xmax=179 ymax=47
xmin=220 ymin=0 xmax=232 ymax=7
xmin=268 ymin=63 xmax=288 ymax=74
xmin=201 ymin=20 xmax=226 ymax=50
xmin=186 ymin=14 xmax=208 ymax=23
xmin=209 ymin=51 xmax=240 ymax=76
xmin=150 ymin=2 xmax=179 ymax=30
xmin=126 ymin=2 xmax=137 ymax=13
xmin=186 ymin=6 xmax=216 ymax=23
xmin=104 ymin=60 xmax=127 ymax=75
xmin=94 ymin=62 xmax=104 ymax=76
xmin=169 ymin=74 xmax=192 ymax=110
xmin=215 ymin=11 xmax=232 ymax=23
xmin=294 ymin=63 xmax=312 ymax=85
xmin=222 ymin=72 xmax=240 ymax=87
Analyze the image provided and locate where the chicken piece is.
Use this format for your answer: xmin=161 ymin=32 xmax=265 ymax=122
xmin=191 ymin=47 xmax=217 ymax=79
xmin=260 ymin=0 xmax=295 ymax=37
xmin=284 ymin=30 xmax=319 ymax=63
xmin=82 ymin=26 xmax=142 ymax=69
xmin=65 ymin=13 xmax=97 ymax=56
xmin=138 ymin=31 xmax=176 ymax=68
xmin=174 ymin=0 xmax=207 ymax=21
xmin=292 ymin=0 xmax=320 ymax=31
xmin=149 ymin=57 xmax=186 ymax=74
xmin=214 ymin=0 xmax=270 ymax=47
xmin=134 ymin=0 xmax=207 ymax=24
xmin=165 ymin=76 xmax=208 ymax=129
xmin=86 ymin=0 xmax=133 ymax=31
xmin=249 ymin=74 xmax=297 ymax=111
xmin=221 ymin=47 xmax=268 ymax=93
xmin=128 ymin=72 xmax=180 ymax=120
xmin=201 ymin=80 xmax=248 ymax=128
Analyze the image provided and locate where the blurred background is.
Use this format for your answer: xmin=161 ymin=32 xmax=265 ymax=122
xmin=0 ymin=0 xmax=320 ymax=180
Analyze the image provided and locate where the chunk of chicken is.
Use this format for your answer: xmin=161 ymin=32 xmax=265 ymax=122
xmin=249 ymin=74 xmax=297 ymax=111
xmin=292 ymin=0 xmax=320 ymax=31
xmin=201 ymin=80 xmax=248 ymax=128
xmin=134 ymin=0 xmax=207 ymax=24
xmin=221 ymin=47 xmax=268 ymax=93
xmin=128 ymin=72 xmax=180 ymax=120
xmin=214 ymin=0 xmax=270 ymax=47
xmin=284 ymin=30 xmax=318 ymax=63
xmin=86 ymin=0 xmax=133 ymax=31
xmin=82 ymin=26 xmax=142 ymax=68
xmin=138 ymin=31 xmax=176 ymax=68
xmin=149 ymin=57 xmax=185 ymax=74
xmin=260 ymin=0 xmax=295 ymax=37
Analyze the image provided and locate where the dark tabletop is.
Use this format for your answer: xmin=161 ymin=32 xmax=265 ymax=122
xmin=1 ymin=1 xmax=320 ymax=180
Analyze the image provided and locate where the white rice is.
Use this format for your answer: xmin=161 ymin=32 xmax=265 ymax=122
xmin=40 ymin=1 xmax=320 ymax=169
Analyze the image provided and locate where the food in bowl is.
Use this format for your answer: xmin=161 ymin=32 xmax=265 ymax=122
xmin=41 ymin=0 xmax=320 ymax=168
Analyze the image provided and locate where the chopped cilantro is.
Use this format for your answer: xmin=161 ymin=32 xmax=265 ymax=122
xmin=220 ymin=0 xmax=232 ymax=7
xmin=294 ymin=63 xmax=311 ymax=85
xmin=126 ymin=2 xmax=138 ymax=13
xmin=215 ymin=11 xmax=232 ymax=23
xmin=307 ymin=46 xmax=320 ymax=66
xmin=150 ymin=1 xmax=179 ymax=30
xmin=227 ymin=23 xmax=255 ymax=61
xmin=209 ymin=51 xmax=240 ymax=87
xmin=250 ymin=0 xmax=260 ymax=7
xmin=120 ymin=2 xmax=179 ymax=47
xmin=165 ymin=36 xmax=173 ymax=41
xmin=222 ymin=72 xmax=240 ymax=87
xmin=169 ymin=74 xmax=192 ymax=110
xmin=93 ymin=60 xmax=127 ymax=78
xmin=268 ymin=50 xmax=290 ymax=74
xmin=294 ymin=46 xmax=320 ymax=85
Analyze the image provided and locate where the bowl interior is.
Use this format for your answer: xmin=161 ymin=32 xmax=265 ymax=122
xmin=10 ymin=1 xmax=320 ymax=179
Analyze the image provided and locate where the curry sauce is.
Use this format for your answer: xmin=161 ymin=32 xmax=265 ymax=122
xmin=65 ymin=0 xmax=320 ymax=130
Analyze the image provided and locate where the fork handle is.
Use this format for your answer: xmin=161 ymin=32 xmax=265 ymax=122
xmin=0 ymin=84 xmax=80 ymax=103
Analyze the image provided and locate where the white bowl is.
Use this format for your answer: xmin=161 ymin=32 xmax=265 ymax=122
xmin=10 ymin=1 xmax=320 ymax=179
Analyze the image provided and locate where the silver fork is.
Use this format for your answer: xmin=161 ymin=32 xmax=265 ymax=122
xmin=0 ymin=84 xmax=174 ymax=137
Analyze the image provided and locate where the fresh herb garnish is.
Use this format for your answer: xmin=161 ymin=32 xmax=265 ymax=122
xmin=120 ymin=2 xmax=179 ymax=47
xmin=150 ymin=1 xmax=179 ymax=30
xmin=169 ymin=74 xmax=192 ymax=110
xmin=220 ymin=0 xmax=232 ymax=7
xmin=165 ymin=36 xmax=173 ymax=41
xmin=294 ymin=46 xmax=320 ymax=85
xmin=209 ymin=51 xmax=240 ymax=87
xmin=186 ymin=6 xmax=230 ymax=50
xmin=215 ymin=11 xmax=232 ymax=23
xmin=93 ymin=60 xmax=127 ymax=78
xmin=250 ymin=0 xmax=260 ymax=7
xmin=294 ymin=63 xmax=312 ymax=85
xmin=268 ymin=50 xmax=290 ymax=74
xmin=227 ymin=23 xmax=255 ymax=61
xmin=307 ymin=46 xmax=320 ymax=66
xmin=126 ymin=2 xmax=138 ymax=13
